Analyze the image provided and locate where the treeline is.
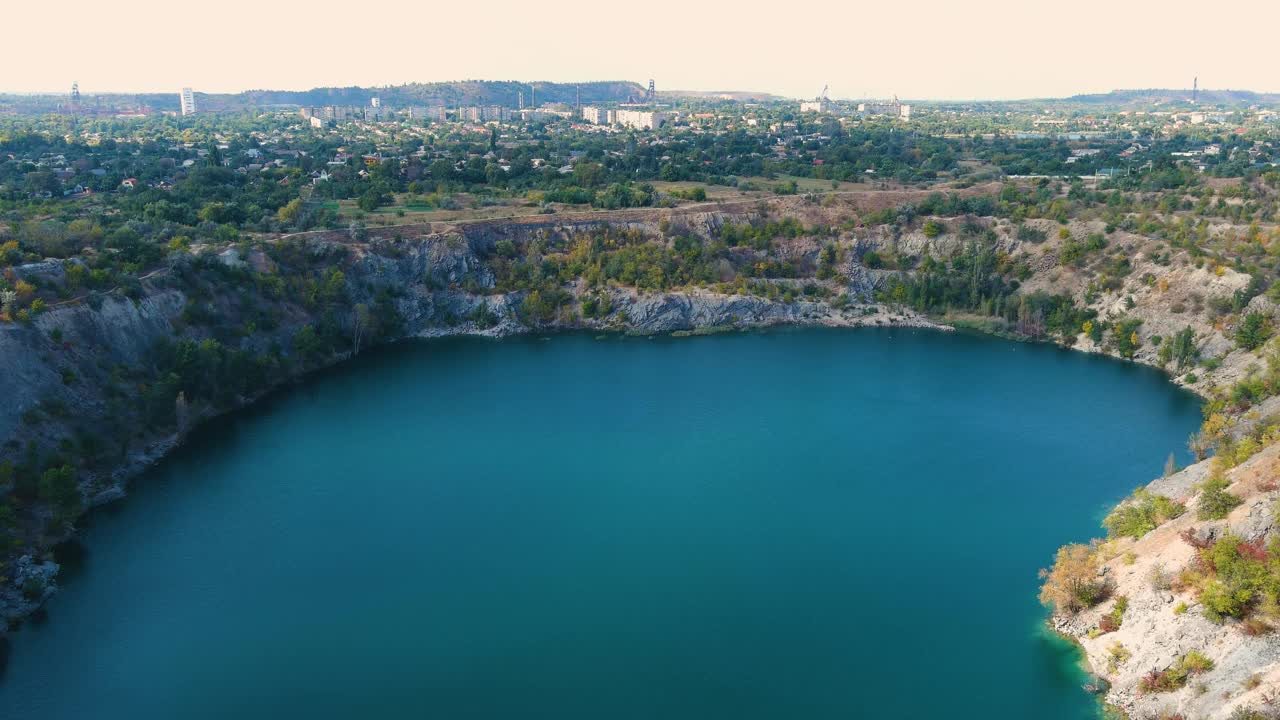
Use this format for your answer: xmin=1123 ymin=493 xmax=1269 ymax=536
xmin=489 ymin=219 xmax=821 ymax=297
xmin=877 ymin=232 xmax=1094 ymax=342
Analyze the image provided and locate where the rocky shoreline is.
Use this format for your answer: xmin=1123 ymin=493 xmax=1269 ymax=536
xmin=1054 ymin=442 xmax=1280 ymax=720
xmin=4 ymin=197 xmax=1277 ymax=717
xmin=0 ymin=271 xmax=944 ymax=634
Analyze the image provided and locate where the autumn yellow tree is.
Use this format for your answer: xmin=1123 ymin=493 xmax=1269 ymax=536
xmin=1039 ymin=544 xmax=1104 ymax=614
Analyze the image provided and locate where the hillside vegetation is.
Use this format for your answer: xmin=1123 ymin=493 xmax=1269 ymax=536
xmin=4 ymin=105 xmax=1280 ymax=716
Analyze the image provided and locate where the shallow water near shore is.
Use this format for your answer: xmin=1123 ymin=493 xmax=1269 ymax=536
xmin=0 ymin=328 xmax=1201 ymax=719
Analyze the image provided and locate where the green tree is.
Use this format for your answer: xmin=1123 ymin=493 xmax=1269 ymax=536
xmin=276 ymin=198 xmax=304 ymax=225
xmin=1168 ymin=326 xmax=1198 ymax=370
xmin=573 ymin=162 xmax=604 ymax=189
xmin=1235 ymin=312 xmax=1269 ymax=351
xmin=817 ymin=244 xmax=839 ymax=279
xmin=357 ymin=190 xmax=385 ymax=213
xmin=38 ymin=465 xmax=82 ymax=525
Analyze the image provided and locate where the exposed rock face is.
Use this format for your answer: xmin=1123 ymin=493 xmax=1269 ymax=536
xmin=1058 ymin=444 xmax=1280 ymax=719
xmin=1015 ymin=218 xmax=1257 ymax=391
xmin=602 ymin=289 xmax=937 ymax=335
xmin=3 ymin=193 xmax=1276 ymax=706
xmin=6 ymin=555 xmax=59 ymax=618
xmin=0 ymin=290 xmax=186 ymax=443
xmin=0 ymin=218 xmax=943 ymax=630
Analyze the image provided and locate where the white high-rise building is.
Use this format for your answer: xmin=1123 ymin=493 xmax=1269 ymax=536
xmin=180 ymin=88 xmax=197 ymax=116
xmin=612 ymin=109 xmax=669 ymax=131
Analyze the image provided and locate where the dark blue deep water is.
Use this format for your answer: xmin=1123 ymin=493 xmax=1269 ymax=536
xmin=0 ymin=328 xmax=1201 ymax=719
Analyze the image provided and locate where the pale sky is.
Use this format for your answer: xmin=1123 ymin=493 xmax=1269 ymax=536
xmin=7 ymin=0 xmax=1279 ymax=100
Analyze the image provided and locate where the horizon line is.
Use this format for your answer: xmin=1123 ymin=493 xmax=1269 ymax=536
xmin=3 ymin=80 xmax=1279 ymax=104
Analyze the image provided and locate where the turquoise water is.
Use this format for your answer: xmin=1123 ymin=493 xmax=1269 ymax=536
xmin=0 ymin=328 xmax=1201 ymax=719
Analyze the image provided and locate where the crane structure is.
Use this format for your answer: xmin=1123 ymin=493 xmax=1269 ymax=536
xmin=800 ymin=85 xmax=833 ymax=113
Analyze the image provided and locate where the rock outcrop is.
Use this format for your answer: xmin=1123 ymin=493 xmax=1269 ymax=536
xmin=3 ymin=193 xmax=1276 ymax=711
xmin=0 ymin=218 xmax=941 ymax=630
xmin=1058 ymin=445 xmax=1280 ymax=719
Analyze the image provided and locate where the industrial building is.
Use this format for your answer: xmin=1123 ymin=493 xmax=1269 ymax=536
xmin=858 ymin=100 xmax=911 ymax=121
xmin=801 ymin=86 xmax=833 ymax=113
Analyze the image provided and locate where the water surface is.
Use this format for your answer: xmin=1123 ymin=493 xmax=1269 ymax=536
xmin=0 ymin=328 xmax=1201 ymax=719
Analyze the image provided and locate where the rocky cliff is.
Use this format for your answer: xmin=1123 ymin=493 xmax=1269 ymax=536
xmin=0 ymin=202 xmax=942 ymax=632
xmin=3 ymin=194 xmax=1277 ymax=717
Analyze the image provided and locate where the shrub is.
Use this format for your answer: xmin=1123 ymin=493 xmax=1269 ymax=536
xmin=1016 ymin=225 xmax=1047 ymax=243
xmin=1106 ymin=642 xmax=1131 ymax=674
xmin=1104 ymin=489 xmax=1186 ymax=539
xmin=1098 ymin=595 xmax=1129 ymax=634
xmin=38 ymin=464 xmax=81 ymax=525
xmin=468 ymin=303 xmax=499 ymax=329
xmin=495 ymin=239 xmax=518 ymax=258
xmin=1181 ymin=650 xmax=1214 ymax=674
xmin=1139 ymin=651 xmax=1215 ymax=694
xmin=1180 ymin=528 xmax=1213 ymax=549
xmin=1195 ymin=533 xmax=1274 ymax=622
xmin=1110 ymin=318 xmax=1143 ymax=359
xmin=1197 ymin=465 xmax=1243 ymax=520
xmin=1149 ymin=563 xmax=1172 ymax=592
xmin=520 ymin=287 xmax=570 ymax=324
xmin=1242 ymin=618 xmax=1273 ymax=636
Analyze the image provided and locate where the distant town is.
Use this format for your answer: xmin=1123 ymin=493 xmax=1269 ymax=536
xmin=7 ymin=78 xmax=1278 ymax=138
xmin=1 ymin=78 xmax=1277 ymax=216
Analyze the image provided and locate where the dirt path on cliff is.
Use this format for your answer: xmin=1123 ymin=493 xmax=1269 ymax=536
xmin=274 ymin=183 xmax=1004 ymax=244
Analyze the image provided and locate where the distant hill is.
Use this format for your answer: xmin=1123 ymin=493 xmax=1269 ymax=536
xmin=1064 ymin=88 xmax=1280 ymax=107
